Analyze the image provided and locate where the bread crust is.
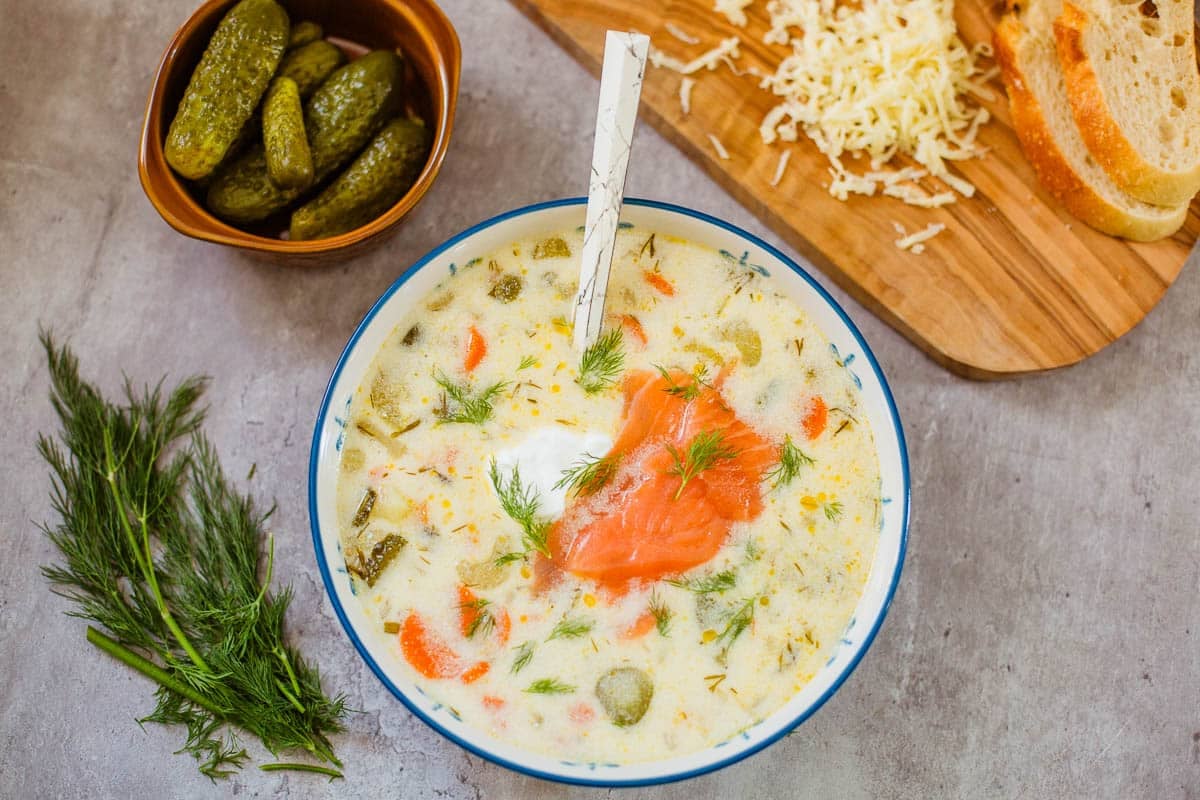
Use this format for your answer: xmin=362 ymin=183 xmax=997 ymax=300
xmin=994 ymin=13 xmax=1186 ymax=241
xmin=1054 ymin=1 xmax=1200 ymax=206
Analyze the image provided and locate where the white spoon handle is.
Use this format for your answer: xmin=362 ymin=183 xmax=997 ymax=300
xmin=572 ymin=30 xmax=649 ymax=352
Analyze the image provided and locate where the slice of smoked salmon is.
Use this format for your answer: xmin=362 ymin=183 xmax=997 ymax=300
xmin=546 ymin=369 xmax=773 ymax=590
xmin=557 ymin=459 xmax=723 ymax=584
xmin=670 ymin=387 xmax=775 ymax=521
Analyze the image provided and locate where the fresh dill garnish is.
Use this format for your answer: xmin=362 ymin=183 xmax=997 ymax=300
xmin=823 ymin=500 xmax=844 ymax=522
xmin=654 ymin=364 xmax=712 ymax=401
xmin=576 ymin=329 xmax=624 ymax=394
xmin=432 ymin=369 xmax=508 ymax=425
xmin=518 ymin=355 xmax=537 ymax=371
xmin=665 ymin=430 xmax=739 ymax=500
xmin=511 ymin=641 xmax=536 ymax=674
xmin=492 ymin=551 xmax=527 ymax=567
xmin=649 ymin=591 xmax=672 ymax=636
xmin=714 ymin=598 xmax=757 ymax=652
xmin=36 ymin=334 xmax=345 ymax=780
xmin=554 ymin=452 xmax=621 ymax=496
xmin=488 ymin=459 xmax=551 ymax=557
xmin=744 ymin=539 xmax=762 ymax=562
xmin=667 ymin=569 xmax=737 ymax=594
xmin=639 ymin=233 xmax=656 ymax=259
xmin=546 ymin=617 xmax=593 ymax=641
xmin=524 ymin=678 xmax=575 ymax=695
xmin=765 ymin=435 xmax=815 ymax=488
xmin=458 ymin=597 xmax=495 ymax=639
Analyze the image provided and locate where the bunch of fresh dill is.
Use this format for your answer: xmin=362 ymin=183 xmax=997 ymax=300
xmin=35 ymin=334 xmax=346 ymax=780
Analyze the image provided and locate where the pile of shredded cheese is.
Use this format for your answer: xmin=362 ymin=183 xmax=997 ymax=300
xmin=757 ymin=0 xmax=994 ymax=205
xmin=649 ymin=0 xmax=999 ymax=243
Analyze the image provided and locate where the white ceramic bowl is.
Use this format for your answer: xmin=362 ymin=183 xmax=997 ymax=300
xmin=308 ymin=198 xmax=910 ymax=786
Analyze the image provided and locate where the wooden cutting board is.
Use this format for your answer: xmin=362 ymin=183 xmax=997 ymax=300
xmin=510 ymin=0 xmax=1200 ymax=379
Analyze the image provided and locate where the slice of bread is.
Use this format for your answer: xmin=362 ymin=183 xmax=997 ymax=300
xmin=995 ymin=0 xmax=1187 ymax=241
xmin=1054 ymin=0 xmax=1200 ymax=206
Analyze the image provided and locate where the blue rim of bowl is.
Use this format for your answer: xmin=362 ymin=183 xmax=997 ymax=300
xmin=307 ymin=196 xmax=911 ymax=787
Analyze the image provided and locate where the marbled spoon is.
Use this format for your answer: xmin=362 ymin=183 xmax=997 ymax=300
xmin=572 ymin=30 xmax=650 ymax=352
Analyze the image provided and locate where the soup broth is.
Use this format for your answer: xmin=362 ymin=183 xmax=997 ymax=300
xmin=335 ymin=227 xmax=881 ymax=762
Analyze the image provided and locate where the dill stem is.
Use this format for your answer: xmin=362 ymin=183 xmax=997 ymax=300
xmin=86 ymin=626 xmax=224 ymax=718
xmin=259 ymin=762 xmax=344 ymax=779
xmin=274 ymin=644 xmax=303 ymax=701
xmin=102 ymin=430 xmax=211 ymax=674
xmin=275 ymin=679 xmax=307 ymax=714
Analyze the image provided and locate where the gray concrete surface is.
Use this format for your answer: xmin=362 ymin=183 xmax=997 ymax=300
xmin=2 ymin=1 xmax=1198 ymax=797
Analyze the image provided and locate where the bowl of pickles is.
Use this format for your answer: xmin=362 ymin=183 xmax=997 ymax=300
xmin=139 ymin=0 xmax=460 ymax=257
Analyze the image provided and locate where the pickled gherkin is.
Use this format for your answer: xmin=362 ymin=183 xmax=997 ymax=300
xmin=261 ymin=77 xmax=313 ymax=190
xmin=346 ymin=532 xmax=406 ymax=586
xmin=278 ymin=40 xmax=346 ymax=98
xmin=289 ymin=116 xmax=430 ymax=240
xmin=287 ymin=20 xmax=323 ymax=49
xmin=533 ymin=237 xmax=571 ymax=259
xmin=305 ymin=50 xmax=406 ymax=174
xmin=595 ymin=667 xmax=653 ymax=726
xmin=456 ymin=539 xmax=513 ymax=590
xmin=165 ymin=0 xmax=289 ymax=180
xmin=350 ymin=488 xmax=376 ymax=527
xmin=206 ymin=50 xmax=405 ymax=224
xmin=722 ymin=321 xmax=762 ymax=367
xmin=488 ymin=274 xmax=523 ymax=303
xmin=369 ymin=370 xmax=412 ymax=428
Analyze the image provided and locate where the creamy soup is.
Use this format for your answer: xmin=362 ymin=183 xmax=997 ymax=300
xmin=335 ymin=227 xmax=881 ymax=762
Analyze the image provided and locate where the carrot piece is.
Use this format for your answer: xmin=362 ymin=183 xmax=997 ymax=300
xmin=464 ymin=325 xmax=487 ymax=373
xmin=568 ymin=702 xmax=595 ymax=723
xmin=643 ymin=270 xmax=675 ymax=296
xmin=459 ymin=585 xmax=510 ymax=643
xmin=618 ymin=314 xmax=648 ymax=347
xmin=461 ymin=661 xmax=491 ymax=684
xmin=802 ymin=396 xmax=827 ymax=440
xmin=482 ymin=695 xmax=505 ymax=710
xmin=495 ymin=608 xmax=512 ymax=645
xmin=620 ymin=610 xmax=657 ymax=640
xmin=400 ymin=613 xmax=460 ymax=679
xmin=457 ymin=585 xmax=481 ymax=637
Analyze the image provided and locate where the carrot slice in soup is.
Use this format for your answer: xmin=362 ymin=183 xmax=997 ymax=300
xmin=400 ymin=613 xmax=460 ymax=679
xmin=482 ymin=695 xmax=505 ymax=710
xmin=569 ymin=703 xmax=596 ymax=723
xmin=802 ymin=396 xmax=827 ymax=440
xmin=464 ymin=325 xmax=487 ymax=373
xmin=457 ymin=585 xmax=482 ymax=637
xmin=494 ymin=608 xmax=512 ymax=645
xmin=461 ymin=661 xmax=490 ymax=684
xmin=457 ymin=585 xmax=510 ymax=644
xmin=644 ymin=270 xmax=675 ymax=296
xmin=620 ymin=610 xmax=658 ymax=640
xmin=617 ymin=314 xmax=648 ymax=347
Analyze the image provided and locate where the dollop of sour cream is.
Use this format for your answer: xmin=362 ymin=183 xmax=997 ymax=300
xmin=493 ymin=427 xmax=613 ymax=518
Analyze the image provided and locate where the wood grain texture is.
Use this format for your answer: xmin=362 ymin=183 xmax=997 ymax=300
xmin=511 ymin=0 xmax=1200 ymax=379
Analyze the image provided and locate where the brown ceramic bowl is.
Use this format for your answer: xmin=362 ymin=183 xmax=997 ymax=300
xmin=138 ymin=0 xmax=460 ymax=259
